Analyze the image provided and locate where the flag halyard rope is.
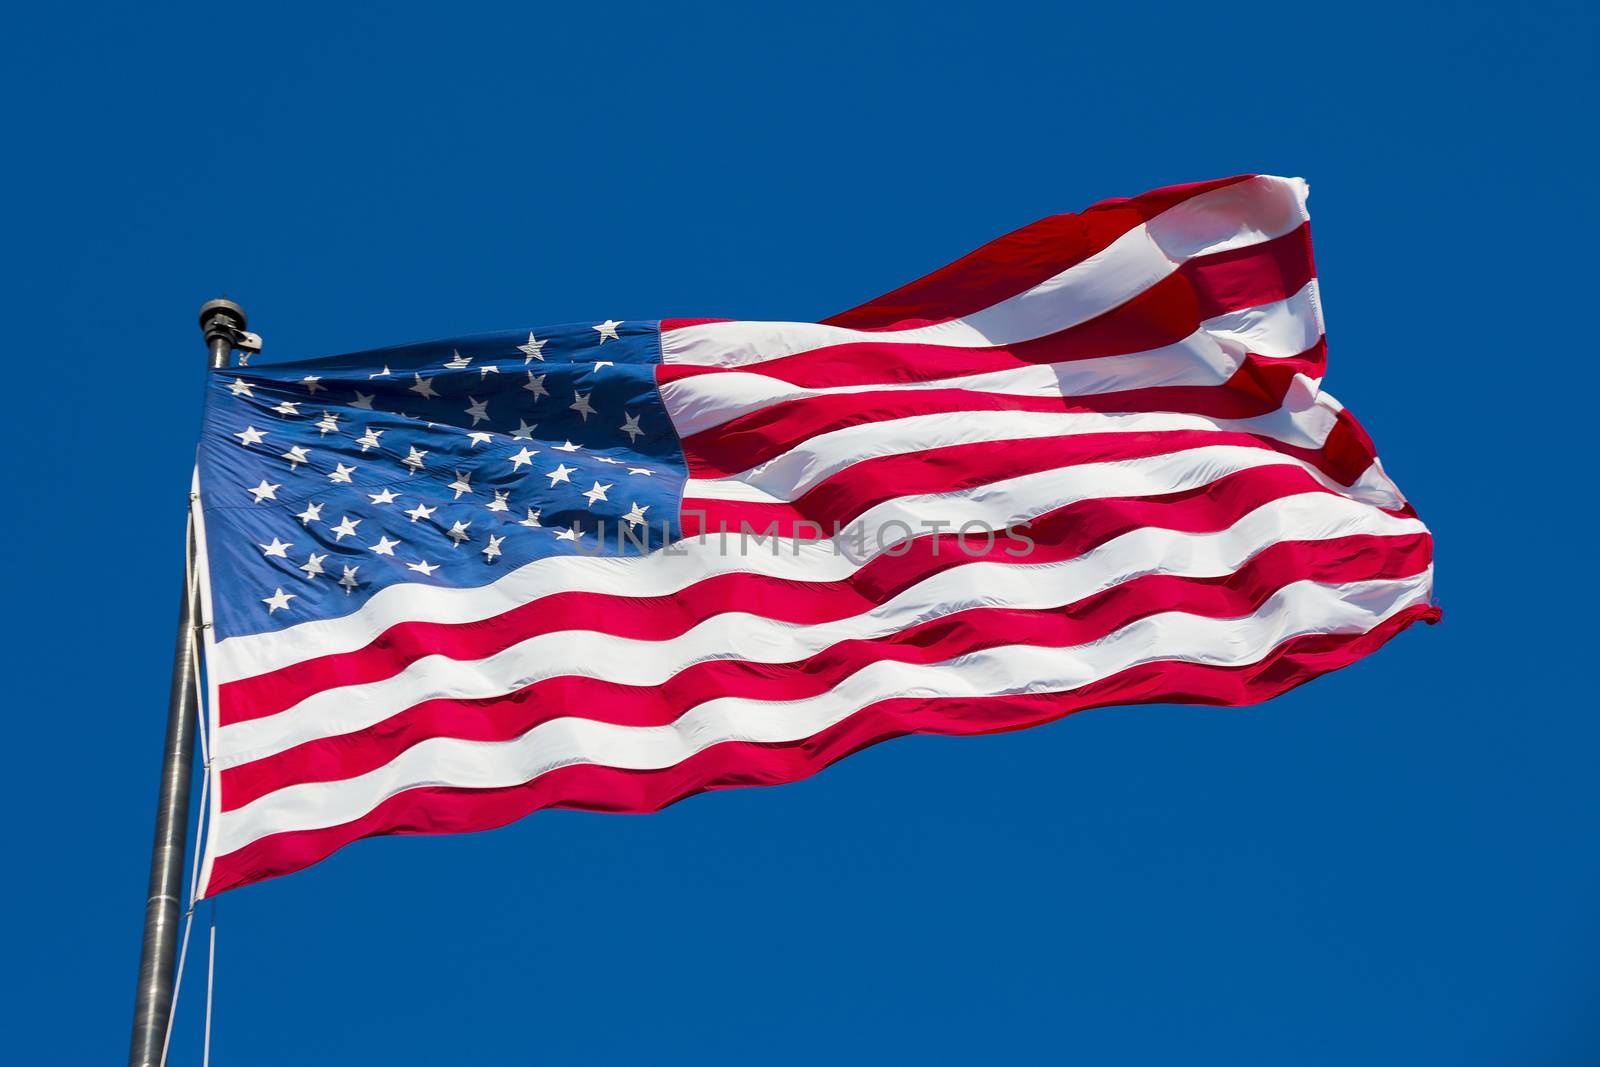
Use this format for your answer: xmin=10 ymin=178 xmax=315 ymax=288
xmin=158 ymin=501 xmax=219 ymax=1067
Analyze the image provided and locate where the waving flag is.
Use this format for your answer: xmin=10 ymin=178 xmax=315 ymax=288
xmin=193 ymin=174 xmax=1437 ymax=896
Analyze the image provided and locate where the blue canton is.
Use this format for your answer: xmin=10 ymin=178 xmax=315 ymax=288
xmin=197 ymin=320 xmax=686 ymax=639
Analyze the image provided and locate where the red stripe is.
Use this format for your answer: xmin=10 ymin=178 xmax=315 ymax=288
xmin=677 ymin=343 xmax=1329 ymax=479
xmin=218 ymin=462 xmax=1358 ymax=726
xmin=658 ymin=317 xmax=730 ymax=331
xmin=820 ymin=175 xmax=1257 ymax=331
xmin=205 ymin=603 xmax=1440 ymax=896
xmin=220 ymin=534 xmax=1432 ymax=810
xmin=659 ymin=223 xmax=1316 ymax=389
xmin=683 ymin=425 xmax=1378 ymax=541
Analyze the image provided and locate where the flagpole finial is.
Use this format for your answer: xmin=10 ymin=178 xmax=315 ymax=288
xmin=199 ymin=298 xmax=251 ymax=369
xmin=199 ymin=297 xmax=246 ymax=340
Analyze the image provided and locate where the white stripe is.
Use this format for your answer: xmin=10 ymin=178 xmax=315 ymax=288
xmin=685 ymin=376 xmax=1342 ymax=505
xmin=212 ymin=570 xmax=1432 ymax=854
xmin=662 ymin=286 xmax=1321 ymax=437
xmin=1202 ymin=282 xmax=1323 ymax=359
xmin=213 ymin=491 xmax=1426 ymax=767
xmin=209 ymin=442 xmax=1394 ymax=686
xmin=660 ymin=176 xmax=1310 ymax=368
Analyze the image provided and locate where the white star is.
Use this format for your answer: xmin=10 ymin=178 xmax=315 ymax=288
xmin=555 ymin=523 xmax=582 ymax=543
xmin=410 ymin=373 xmax=438 ymax=399
xmin=482 ymin=534 xmax=505 ymax=562
xmin=554 ymin=440 xmax=582 ymax=453
xmin=272 ymin=400 xmax=301 ymax=417
xmin=299 ymin=551 xmax=328 ymax=579
xmin=444 ymin=349 xmax=472 ymax=369
xmin=330 ymin=515 xmax=363 ymax=541
xmin=622 ymin=502 xmax=650 ymax=528
xmin=508 ymin=446 xmax=538 ymax=471
xmin=594 ymin=456 xmax=623 ymax=465
xmin=480 ymin=365 xmax=500 ymax=378
xmin=368 ymin=365 xmax=392 ymax=379
xmin=518 ymin=508 xmax=542 ymax=528
xmin=402 ymin=446 xmax=428 ymax=474
xmin=619 ymin=412 xmax=643 ymax=442
xmin=518 ymin=333 xmax=548 ymax=362
xmin=356 ymin=427 xmax=385 ymax=452
xmin=227 ymin=378 xmax=253 ymax=398
xmin=248 ymin=480 xmax=281 ymax=504
xmin=350 ymin=390 xmax=376 ymax=410
xmin=448 ymin=470 xmax=474 ymax=498
xmin=281 ymin=445 xmax=310 ymax=470
xmin=546 ymin=462 xmax=575 ymax=486
xmin=570 ymin=392 xmax=595 ymax=421
xmin=370 ymin=535 xmax=400 ymax=556
xmin=404 ymin=502 xmax=437 ymax=523
xmin=234 ymin=426 xmax=266 ymax=447
xmin=486 ymin=489 xmax=510 ymax=513
xmin=329 ymin=462 xmax=356 ymax=484
xmin=464 ymin=396 xmax=490 ymax=425
xmin=262 ymin=588 xmax=295 ymax=613
xmin=302 ymin=376 xmax=325 ymax=394
xmin=407 ymin=559 xmax=440 ymax=576
xmin=582 ymin=481 xmax=613 ymax=507
xmin=446 ymin=519 xmax=472 ymax=545
xmin=295 ymin=501 xmax=324 ymax=525
xmin=592 ymin=360 xmax=614 ymax=373
xmin=467 ymin=431 xmax=494 ymax=448
xmin=338 ymin=565 xmax=360 ymax=594
xmin=593 ymin=319 xmax=622 ymax=343
xmin=511 ymin=419 xmax=538 ymax=441
xmin=368 ymin=488 xmax=400 ymax=505
xmin=524 ymin=372 xmax=549 ymax=400
xmin=259 ymin=537 xmax=293 ymax=558
xmin=316 ymin=411 xmax=341 ymax=435
xmin=626 ymin=467 xmax=654 ymax=477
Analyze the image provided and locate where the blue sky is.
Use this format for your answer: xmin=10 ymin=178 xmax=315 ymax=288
xmin=3 ymin=2 xmax=1595 ymax=1063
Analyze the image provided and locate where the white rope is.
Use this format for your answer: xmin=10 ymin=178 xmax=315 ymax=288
xmin=179 ymin=500 xmax=213 ymax=909
xmin=186 ymin=489 xmax=214 ymax=911
xmin=187 ymin=515 xmax=212 ymax=773
xmin=202 ymin=902 xmax=217 ymax=1067
xmin=157 ymin=497 xmax=217 ymax=1067
xmin=191 ymin=488 xmax=220 ymax=1067
xmin=156 ymin=909 xmax=195 ymax=1067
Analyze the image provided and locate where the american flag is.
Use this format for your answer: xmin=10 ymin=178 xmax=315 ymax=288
xmin=193 ymin=174 xmax=1437 ymax=896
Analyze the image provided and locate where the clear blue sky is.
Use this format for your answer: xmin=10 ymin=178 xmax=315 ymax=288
xmin=3 ymin=2 xmax=1595 ymax=1063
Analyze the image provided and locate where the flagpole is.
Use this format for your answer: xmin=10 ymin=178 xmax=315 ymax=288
xmin=127 ymin=299 xmax=245 ymax=1067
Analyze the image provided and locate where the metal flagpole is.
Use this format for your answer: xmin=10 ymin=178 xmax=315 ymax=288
xmin=127 ymin=299 xmax=247 ymax=1067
